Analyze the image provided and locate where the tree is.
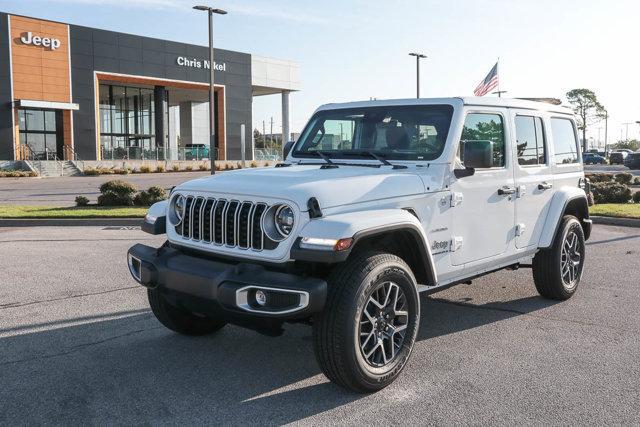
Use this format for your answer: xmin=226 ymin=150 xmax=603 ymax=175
xmin=566 ymin=89 xmax=606 ymax=152
xmin=613 ymin=139 xmax=639 ymax=151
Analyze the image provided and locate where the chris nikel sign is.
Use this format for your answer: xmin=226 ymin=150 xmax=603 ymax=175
xmin=19 ymin=32 xmax=61 ymax=50
xmin=176 ymin=56 xmax=226 ymax=71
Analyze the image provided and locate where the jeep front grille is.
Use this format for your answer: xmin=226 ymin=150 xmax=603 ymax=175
xmin=176 ymin=196 xmax=277 ymax=251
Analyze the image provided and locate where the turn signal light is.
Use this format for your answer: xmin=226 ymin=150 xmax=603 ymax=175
xmin=333 ymin=238 xmax=353 ymax=251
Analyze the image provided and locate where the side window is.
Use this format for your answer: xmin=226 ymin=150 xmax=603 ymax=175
xmin=460 ymin=113 xmax=505 ymax=167
xmin=515 ymin=116 xmax=546 ymax=166
xmin=551 ymin=118 xmax=579 ymax=164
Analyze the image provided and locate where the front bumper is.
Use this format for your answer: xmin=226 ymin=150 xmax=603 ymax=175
xmin=127 ymin=243 xmax=327 ymax=321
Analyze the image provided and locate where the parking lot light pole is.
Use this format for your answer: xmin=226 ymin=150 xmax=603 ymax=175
xmin=193 ymin=5 xmax=227 ymax=175
xmin=408 ymin=52 xmax=427 ymax=98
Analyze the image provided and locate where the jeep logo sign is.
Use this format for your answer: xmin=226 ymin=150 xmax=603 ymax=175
xmin=19 ymin=32 xmax=61 ymax=50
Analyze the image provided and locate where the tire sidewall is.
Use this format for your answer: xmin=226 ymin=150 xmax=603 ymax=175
xmin=347 ymin=257 xmax=420 ymax=388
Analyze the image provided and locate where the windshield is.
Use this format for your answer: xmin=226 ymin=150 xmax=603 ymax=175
xmin=292 ymin=105 xmax=454 ymax=161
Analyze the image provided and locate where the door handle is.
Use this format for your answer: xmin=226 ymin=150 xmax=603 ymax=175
xmin=538 ymin=182 xmax=553 ymax=190
xmin=497 ymin=186 xmax=517 ymax=195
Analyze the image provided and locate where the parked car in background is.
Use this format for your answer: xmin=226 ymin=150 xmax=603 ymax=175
xmin=184 ymin=144 xmax=210 ymax=160
xmin=583 ymin=153 xmax=606 ymax=164
xmin=624 ymin=151 xmax=640 ymax=170
xmin=610 ymin=151 xmax=629 ymax=165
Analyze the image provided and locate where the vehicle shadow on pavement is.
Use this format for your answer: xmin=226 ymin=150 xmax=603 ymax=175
xmin=419 ymin=295 xmax=560 ymax=340
xmin=0 ymin=295 xmax=559 ymax=424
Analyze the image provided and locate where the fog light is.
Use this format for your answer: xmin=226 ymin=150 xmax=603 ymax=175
xmin=255 ymin=290 xmax=267 ymax=306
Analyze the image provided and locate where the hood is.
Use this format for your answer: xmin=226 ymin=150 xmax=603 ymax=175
xmin=176 ymin=164 xmax=436 ymax=211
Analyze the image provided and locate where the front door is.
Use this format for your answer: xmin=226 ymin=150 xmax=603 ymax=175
xmin=511 ymin=111 xmax=555 ymax=249
xmin=450 ymin=110 xmax=516 ymax=266
xmin=17 ymin=109 xmax=62 ymax=160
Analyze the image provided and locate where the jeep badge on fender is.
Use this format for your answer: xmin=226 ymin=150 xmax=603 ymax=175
xmin=128 ymin=97 xmax=592 ymax=393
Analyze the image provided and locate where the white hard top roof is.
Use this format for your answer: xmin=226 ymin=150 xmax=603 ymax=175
xmin=316 ymin=97 xmax=573 ymax=115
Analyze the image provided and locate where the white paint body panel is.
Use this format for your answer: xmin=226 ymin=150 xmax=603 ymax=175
xmin=159 ymin=97 xmax=586 ymax=287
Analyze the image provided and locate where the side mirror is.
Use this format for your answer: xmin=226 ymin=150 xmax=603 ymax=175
xmin=454 ymin=140 xmax=493 ymax=178
xmin=283 ymin=140 xmax=295 ymax=159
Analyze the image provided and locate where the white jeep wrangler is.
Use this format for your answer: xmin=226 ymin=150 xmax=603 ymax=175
xmin=128 ymin=97 xmax=592 ymax=392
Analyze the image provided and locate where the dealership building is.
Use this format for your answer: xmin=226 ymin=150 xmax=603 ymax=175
xmin=0 ymin=12 xmax=300 ymax=163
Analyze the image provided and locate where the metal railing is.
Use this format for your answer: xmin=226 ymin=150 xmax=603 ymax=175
xmin=253 ymin=148 xmax=282 ymax=161
xmin=100 ymin=147 xmax=219 ymax=162
xmin=63 ymin=145 xmax=85 ymax=171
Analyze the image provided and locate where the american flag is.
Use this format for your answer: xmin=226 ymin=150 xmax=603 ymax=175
xmin=473 ymin=62 xmax=499 ymax=96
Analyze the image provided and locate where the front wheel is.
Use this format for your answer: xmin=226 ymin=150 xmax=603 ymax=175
xmin=533 ymin=215 xmax=585 ymax=300
xmin=312 ymin=251 xmax=420 ymax=393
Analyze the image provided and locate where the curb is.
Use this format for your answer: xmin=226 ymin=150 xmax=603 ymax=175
xmin=590 ymin=216 xmax=640 ymax=228
xmin=0 ymin=218 xmax=143 ymax=227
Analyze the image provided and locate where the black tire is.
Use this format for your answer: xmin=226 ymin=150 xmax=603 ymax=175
xmin=312 ymin=251 xmax=420 ymax=393
xmin=148 ymin=288 xmax=226 ymax=336
xmin=533 ymin=215 xmax=585 ymax=300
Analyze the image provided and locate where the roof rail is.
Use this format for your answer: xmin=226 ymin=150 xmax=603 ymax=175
xmin=516 ymin=97 xmax=563 ymax=105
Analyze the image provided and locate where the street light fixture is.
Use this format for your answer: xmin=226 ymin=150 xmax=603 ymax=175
xmin=193 ymin=5 xmax=227 ymax=175
xmin=408 ymin=52 xmax=427 ymax=98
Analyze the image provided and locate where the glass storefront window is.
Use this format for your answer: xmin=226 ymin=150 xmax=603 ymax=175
xmin=99 ymin=84 xmax=163 ymax=160
xmin=18 ymin=109 xmax=60 ymax=159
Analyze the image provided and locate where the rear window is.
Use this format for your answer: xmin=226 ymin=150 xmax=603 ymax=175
xmin=550 ymin=118 xmax=579 ymax=165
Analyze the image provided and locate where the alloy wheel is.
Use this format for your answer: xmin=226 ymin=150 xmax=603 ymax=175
xmin=561 ymin=230 xmax=582 ymax=289
xmin=358 ymin=281 xmax=409 ymax=367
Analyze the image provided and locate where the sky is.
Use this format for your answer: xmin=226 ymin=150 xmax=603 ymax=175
xmin=2 ymin=0 xmax=640 ymax=147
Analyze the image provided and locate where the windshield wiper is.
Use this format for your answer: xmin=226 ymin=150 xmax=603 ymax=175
xmin=355 ymin=151 xmax=407 ymax=169
xmin=309 ymin=150 xmax=339 ymax=168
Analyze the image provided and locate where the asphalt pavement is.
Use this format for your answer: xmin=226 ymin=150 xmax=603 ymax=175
xmin=0 ymin=172 xmax=211 ymax=206
xmin=0 ymin=225 xmax=638 ymax=425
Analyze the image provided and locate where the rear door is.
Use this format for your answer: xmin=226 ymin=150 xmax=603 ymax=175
xmin=510 ymin=110 xmax=555 ymax=249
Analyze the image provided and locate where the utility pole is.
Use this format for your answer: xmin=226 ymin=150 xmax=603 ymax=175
xmin=408 ymin=52 xmax=427 ymax=98
xmin=270 ymin=117 xmax=274 ymax=148
xmin=193 ymin=5 xmax=227 ymax=175
xmin=623 ymin=122 xmax=634 ymax=141
xmin=262 ymin=120 xmax=266 ymax=148
xmin=604 ymin=110 xmax=608 ymax=153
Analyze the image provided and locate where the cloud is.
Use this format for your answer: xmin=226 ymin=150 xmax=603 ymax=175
xmin=38 ymin=0 xmax=329 ymax=24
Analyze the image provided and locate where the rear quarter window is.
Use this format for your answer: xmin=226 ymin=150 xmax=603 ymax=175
xmin=550 ymin=118 xmax=579 ymax=165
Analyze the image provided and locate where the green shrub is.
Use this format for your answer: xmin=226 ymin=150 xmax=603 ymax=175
xmin=97 ymin=179 xmax=137 ymax=206
xmin=171 ymin=164 xmax=180 ymax=172
xmin=215 ymin=163 xmax=222 ymax=171
xmin=75 ymin=195 xmax=89 ymax=206
xmin=113 ymin=168 xmax=129 ymax=175
xmin=585 ymin=173 xmax=613 ymax=183
xmin=250 ymin=161 xmax=257 ymax=168
xmin=614 ymin=173 xmax=633 ymax=185
xmin=236 ymin=162 xmax=243 ymax=169
xmin=591 ymin=182 xmax=632 ymax=204
xmin=139 ymin=165 xmax=152 ymax=174
xmin=0 ymin=170 xmax=38 ymax=177
xmin=185 ymin=165 xmax=193 ymax=171
xmin=633 ymin=191 xmax=640 ymax=203
xmin=198 ymin=163 xmax=208 ymax=171
xmin=134 ymin=185 xmax=167 ymax=206
xmin=83 ymin=168 xmax=99 ymax=176
xmin=156 ymin=164 xmax=165 ymax=173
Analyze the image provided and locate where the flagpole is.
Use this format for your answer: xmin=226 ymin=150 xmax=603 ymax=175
xmin=496 ymin=57 xmax=500 ymax=97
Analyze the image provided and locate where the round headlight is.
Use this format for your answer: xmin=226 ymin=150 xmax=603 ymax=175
xmin=274 ymin=205 xmax=295 ymax=236
xmin=173 ymin=194 xmax=185 ymax=224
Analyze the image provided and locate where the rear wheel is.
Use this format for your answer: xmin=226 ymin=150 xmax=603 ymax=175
xmin=533 ymin=215 xmax=585 ymax=300
xmin=148 ymin=288 xmax=226 ymax=335
xmin=312 ymin=251 xmax=420 ymax=393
